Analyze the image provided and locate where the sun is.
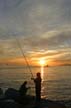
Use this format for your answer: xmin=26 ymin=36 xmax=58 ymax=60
xmin=39 ymin=59 xmax=46 ymax=66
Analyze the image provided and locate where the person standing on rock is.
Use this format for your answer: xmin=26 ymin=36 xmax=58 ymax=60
xmin=31 ymin=72 xmax=42 ymax=101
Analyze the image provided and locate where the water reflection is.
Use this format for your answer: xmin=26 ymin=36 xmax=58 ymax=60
xmin=41 ymin=66 xmax=44 ymax=81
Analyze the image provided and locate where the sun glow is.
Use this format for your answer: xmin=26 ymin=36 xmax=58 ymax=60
xmin=39 ymin=59 xmax=46 ymax=66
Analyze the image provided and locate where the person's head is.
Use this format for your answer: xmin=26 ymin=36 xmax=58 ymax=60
xmin=23 ymin=81 xmax=27 ymax=86
xmin=36 ymin=72 xmax=41 ymax=77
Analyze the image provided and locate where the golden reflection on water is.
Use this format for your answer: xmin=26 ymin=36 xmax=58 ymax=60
xmin=41 ymin=66 xmax=44 ymax=81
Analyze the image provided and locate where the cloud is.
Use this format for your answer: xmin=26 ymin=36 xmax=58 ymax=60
xmin=0 ymin=0 xmax=71 ymax=38
xmin=29 ymin=48 xmax=71 ymax=60
xmin=20 ymin=28 xmax=71 ymax=51
xmin=0 ymin=27 xmax=71 ymax=59
xmin=0 ymin=0 xmax=71 ymax=63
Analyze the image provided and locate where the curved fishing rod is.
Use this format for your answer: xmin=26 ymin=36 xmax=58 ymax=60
xmin=15 ymin=37 xmax=34 ymax=78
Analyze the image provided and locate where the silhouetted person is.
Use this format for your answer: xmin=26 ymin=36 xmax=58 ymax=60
xmin=19 ymin=81 xmax=30 ymax=104
xmin=19 ymin=81 xmax=29 ymax=97
xmin=32 ymin=72 xmax=42 ymax=101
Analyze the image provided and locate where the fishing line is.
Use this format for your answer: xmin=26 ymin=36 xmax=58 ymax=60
xmin=15 ymin=37 xmax=34 ymax=78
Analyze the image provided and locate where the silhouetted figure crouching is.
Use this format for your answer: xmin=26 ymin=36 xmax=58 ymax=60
xmin=19 ymin=81 xmax=30 ymax=104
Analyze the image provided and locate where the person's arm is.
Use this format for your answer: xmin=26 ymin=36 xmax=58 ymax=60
xmin=27 ymin=87 xmax=30 ymax=89
xmin=31 ymin=78 xmax=36 ymax=83
xmin=31 ymin=78 xmax=34 ymax=80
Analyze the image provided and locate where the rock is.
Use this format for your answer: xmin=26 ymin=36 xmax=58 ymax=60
xmin=22 ymin=98 xmax=66 ymax=108
xmin=0 ymin=100 xmax=20 ymax=108
xmin=35 ymin=99 xmax=66 ymax=108
xmin=0 ymin=88 xmax=3 ymax=95
xmin=5 ymin=88 xmax=20 ymax=102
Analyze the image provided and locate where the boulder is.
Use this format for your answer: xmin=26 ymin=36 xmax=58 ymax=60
xmin=5 ymin=88 xmax=20 ymax=102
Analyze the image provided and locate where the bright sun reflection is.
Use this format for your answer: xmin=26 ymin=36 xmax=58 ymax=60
xmin=39 ymin=59 xmax=46 ymax=81
xmin=41 ymin=66 xmax=44 ymax=81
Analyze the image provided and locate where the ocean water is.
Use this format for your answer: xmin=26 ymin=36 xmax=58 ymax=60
xmin=0 ymin=65 xmax=71 ymax=107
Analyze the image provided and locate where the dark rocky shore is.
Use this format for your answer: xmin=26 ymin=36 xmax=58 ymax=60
xmin=0 ymin=87 xmax=69 ymax=108
xmin=0 ymin=95 xmax=67 ymax=108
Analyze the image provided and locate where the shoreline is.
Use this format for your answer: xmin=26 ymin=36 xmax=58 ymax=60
xmin=0 ymin=94 xmax=68 ymax=108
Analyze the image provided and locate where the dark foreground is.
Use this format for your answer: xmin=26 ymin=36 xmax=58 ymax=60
xmin=0 ymin=95 xmax=67 ymax=108
xmin=0 ymin=87 xmax=69 ymax=108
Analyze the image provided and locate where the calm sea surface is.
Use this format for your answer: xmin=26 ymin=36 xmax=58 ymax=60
xmin=0 ymin=65 xmax=71 ymax=102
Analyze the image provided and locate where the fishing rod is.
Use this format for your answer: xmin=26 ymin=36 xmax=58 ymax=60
xmin=15 ymin=37 xmax=34 ymax=78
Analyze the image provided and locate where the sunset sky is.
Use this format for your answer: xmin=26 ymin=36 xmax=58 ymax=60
xmin=0 ymin=0 xmax=71 ymax=66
